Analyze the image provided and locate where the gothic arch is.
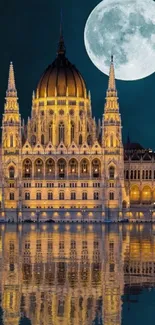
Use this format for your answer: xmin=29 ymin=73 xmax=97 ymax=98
xmin=49 ymin=121 xmax=53 ymax=143
xmin=45 ymin=158 xmax=55 ymax=177
xmin=41 ymin=134 xmax=44 ymax=145
xmin=71 ymin=121 xmax=75 ymax=143
xmin=9 ymin=165 xmax=15 ymax=179
xmin=31 ymin=135 xmax=36 ymax=146
xmin=130 ymin=185 xmax=140 ymax=203
xmin=59 ymin=122 xmax=65 ymax=143
xmin=34 ymin=158 xmax=44 ymax=178
xmin=141 ymin=186 xmax=152 ymax=204
xmin=22 ymin=159 xmax=32 ymax=178
xmin=80 ymin=158 xmax=90 ymax=176
xmin=109 ymin=165 xmax=115 ymax=179
xmin=57 ymin=158 xmax=67 ymax=178
xmin=68 ymin=158 xmax=78 ymax=176
xmin=87 ymin=135 xmax=92 ymax=146
xmin=92 ymin=159 xmax=101 ymax=178
xmin=79 ymin=134 xmax=82 ymax=145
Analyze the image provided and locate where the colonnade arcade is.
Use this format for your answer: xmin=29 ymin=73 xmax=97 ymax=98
xmin=130 ymin=185 xmax=155 ymax=204
xmin=9 ymin=158 xmax=102 ymax=179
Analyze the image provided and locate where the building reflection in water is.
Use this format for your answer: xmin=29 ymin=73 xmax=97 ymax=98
xmin=0 ymin=223 xmax=155 ymax=324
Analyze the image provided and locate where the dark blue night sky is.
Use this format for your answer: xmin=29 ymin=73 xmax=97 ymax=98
xmin=0 ymin=0 xmax=155 ymax=148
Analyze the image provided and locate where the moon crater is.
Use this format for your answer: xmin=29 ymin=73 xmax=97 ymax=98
xmin=84 ymin=0 xmax=155 ymax=80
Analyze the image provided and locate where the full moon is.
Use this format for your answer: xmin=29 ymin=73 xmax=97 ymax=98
xmin=84 ymin=0 xmax=155 ymax=80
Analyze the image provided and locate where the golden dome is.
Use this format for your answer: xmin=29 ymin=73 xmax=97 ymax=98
xmin=36 ymin=32 xmax=87 ymax=98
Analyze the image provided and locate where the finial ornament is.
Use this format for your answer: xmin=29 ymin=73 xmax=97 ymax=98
xmin=57 ymin=9 xmax=66 ymax=56
xmin=6 ymin=61 xmax=17 ymax=97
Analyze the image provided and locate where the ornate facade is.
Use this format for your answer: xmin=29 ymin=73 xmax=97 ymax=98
xmin=1 ymin=27 xmax=154 ymax=221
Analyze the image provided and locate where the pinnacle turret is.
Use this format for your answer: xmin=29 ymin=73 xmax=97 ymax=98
xmin=107 ymin=55 xmax=117 ymax=96
xmin=57 ymin=10 xmax=66 ymax=56
xmin=6 ymin=62 xmax=17 ymax=97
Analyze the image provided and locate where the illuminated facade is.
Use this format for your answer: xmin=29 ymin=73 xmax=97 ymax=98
xmin=1 ymin=27 xmax=154 ymax=221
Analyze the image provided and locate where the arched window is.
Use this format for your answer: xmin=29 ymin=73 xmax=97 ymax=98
xmin=81 ymin=159 xmax=89 ymax=175
xmin=69 ymin=159 xmax=78 ymax=176
xmin=59 ymin=122 xmax=65 ymax=143
xmin=34 ymin=159 xmax=44 ymax=178
xmin=9 ymin=166 xmax=15 ymax=179
xmin=92 ymin=159 xmax=101 ymax=178
xmin=109 ymin=166 xmax=115 ymax=179
xmin=87 ymin=135 xmax=92 ymax=146
xmin=23 ymin=159 xmax=32 ymax=178
xmin=79 ymin=134 xmax=82 ymax=145
xmin=41 ymin=134 xmax=44 ymax=145
xmin=110 ymin=134 xmax=114 ymax=147
xmin=45 ymin=159 xmax=55 ymax=177
xmin=49 ymin=122 xmax=53 ymax=142
xmin=10 ymin=135 xmax=13 ymax=147
xmin=58 ymin=159 xmax=66 ymax=178
xmin=31 ymin=135 xmax=36 ymax=146
xmin=126 ymin=170 xmax=129 ymax=179
xmin=71 ymin=122 xmax=75 ymax=142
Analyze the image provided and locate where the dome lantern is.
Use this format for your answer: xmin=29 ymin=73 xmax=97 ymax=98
xmin=36 ymin=19 xmax=88 ymax=99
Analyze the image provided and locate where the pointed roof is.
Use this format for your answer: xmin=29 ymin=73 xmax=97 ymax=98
xmin=6 ymin=62 xmax=17 ymax=97
xmin=57 ymin=10 xmax=66 ymax=56
xmin=108 ymin=55 xmax=116 ymax=91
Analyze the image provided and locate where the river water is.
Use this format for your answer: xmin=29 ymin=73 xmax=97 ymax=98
xmin=0 ymin=223 xmax=154 ymax=324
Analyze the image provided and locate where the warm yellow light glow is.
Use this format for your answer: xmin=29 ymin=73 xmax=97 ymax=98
xmin=31 ymin=224 xmax=36 ymax=230
xmin=42 ymin=225 xmax=47 ymax=231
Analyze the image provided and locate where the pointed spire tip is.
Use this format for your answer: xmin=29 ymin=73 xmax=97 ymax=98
xmin=107 ymin=55 xmax=116 ymax=92
xmin=57 ymin=9 xmax=66 ymax=56
xmin=6 ymin=61 xmax=17 ymax=97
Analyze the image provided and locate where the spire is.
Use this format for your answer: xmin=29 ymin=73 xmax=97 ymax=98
xmin=6 ymin=62 xmax=17 ymax=97
xmin=107 ymin=55 xmax=116 ymax=92
xmin=57 ymin=9 xmax=66 ymax=56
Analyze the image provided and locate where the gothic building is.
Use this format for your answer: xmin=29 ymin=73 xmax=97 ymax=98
xmin=0 ymin=27 xmax=154 ymax=221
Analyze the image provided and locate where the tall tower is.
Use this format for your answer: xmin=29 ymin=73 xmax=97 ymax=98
xmin=102 ymin=56 xmax=129 ymax=212
xmin=1 ymin=62 xmax=22 ymax=213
